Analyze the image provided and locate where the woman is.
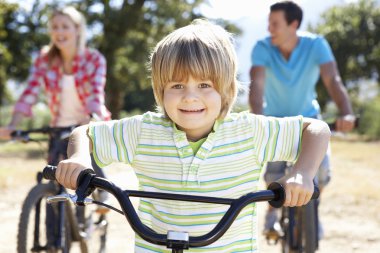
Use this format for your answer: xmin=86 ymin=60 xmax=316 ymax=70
xmin=0 ymin=5 xmax=111 ymax=139
xmin=0 ymin=6 xmax=110 ymax=214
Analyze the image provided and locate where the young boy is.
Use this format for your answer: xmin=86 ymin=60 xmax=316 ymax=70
xmin=56 ymin=19 xmax=330 ymax=252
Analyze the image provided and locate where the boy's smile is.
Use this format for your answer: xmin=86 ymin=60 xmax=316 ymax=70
xmin=163 ymin=75 xmax=221 ymax=141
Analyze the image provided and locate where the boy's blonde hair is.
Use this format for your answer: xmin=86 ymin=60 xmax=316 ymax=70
xmin=150 ymin=19 xmax=238 ymax=119
xmin=46 ymin=6 xmax=87 ymax=64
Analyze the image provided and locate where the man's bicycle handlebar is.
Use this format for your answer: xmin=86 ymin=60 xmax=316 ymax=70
xmin=42 ymin=165 xmax=319 ymax=250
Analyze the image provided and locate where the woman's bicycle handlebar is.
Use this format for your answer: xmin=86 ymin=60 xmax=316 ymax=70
xmin=42 ymin=165 xmax=319 ymax=250
xmin=10 ymin=126 xmax=77 ymax=142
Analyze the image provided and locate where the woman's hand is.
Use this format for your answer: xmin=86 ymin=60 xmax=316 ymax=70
xmin=0 ymin=126 xmax=15 ymax=140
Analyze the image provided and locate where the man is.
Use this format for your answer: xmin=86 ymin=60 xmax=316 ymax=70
xmin=249 ymin=1 xmax=355 ymax=238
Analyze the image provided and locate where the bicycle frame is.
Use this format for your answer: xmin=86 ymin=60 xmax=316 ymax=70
xmin=280 ymin=162 xmax=319 ymax=253
xmin=14 ymin=126 xmax=88 ymax=252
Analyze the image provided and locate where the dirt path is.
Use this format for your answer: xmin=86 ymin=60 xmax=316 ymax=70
xmin=1 ymin=138 xmax=380 ymax=252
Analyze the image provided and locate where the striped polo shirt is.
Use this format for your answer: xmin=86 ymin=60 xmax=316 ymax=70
xmin=89 ymin=111 xmax=303 ymax=252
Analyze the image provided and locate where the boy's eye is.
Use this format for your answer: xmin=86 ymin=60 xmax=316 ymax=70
xmin=199 ymin=83 xmax=212 ymax=88
xmin=171 ymin=84 xmax=183 ymax=89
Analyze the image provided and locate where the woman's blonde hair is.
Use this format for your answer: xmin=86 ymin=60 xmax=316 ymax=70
xmin=150 ymin=19 xmax=239 ymax=119
xmin=46 ymin=6 xmax=87 ymax=64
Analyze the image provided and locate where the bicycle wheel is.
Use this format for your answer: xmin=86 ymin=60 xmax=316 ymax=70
xmin=281 ymin=202 xmax=318 ymax=253
xmin=299 ymin=200 xmax=318 ymax=253
xmin=280 ymin=206 xmax=297 ymax=253
xmin=17 ymin=183 xmax=72 ymax=253
xmin=76 ymin=205 xmax=108 ymax=253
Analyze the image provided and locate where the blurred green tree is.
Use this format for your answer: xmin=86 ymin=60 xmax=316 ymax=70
xmin=77 ymin=0 xmax=240 ymax=118
xmin=0 ymin=1 xmax=19 ymax=106
xmin=309 ymin=0 xmax=380 ymax=110
xmin=1 ymin=0 xmax=240 ymax=118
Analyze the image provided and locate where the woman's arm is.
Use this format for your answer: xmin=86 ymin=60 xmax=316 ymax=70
xmin=84 ymin=50 xmax=111 ymax=120
xmin=56 ymin=124 xmax=93 ymax=189
xmin=279 ymin=117 xmax=331 ymax=207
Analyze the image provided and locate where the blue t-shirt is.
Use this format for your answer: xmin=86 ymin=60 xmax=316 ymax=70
xmin=251 ymin=31 xmax=334 ymax=117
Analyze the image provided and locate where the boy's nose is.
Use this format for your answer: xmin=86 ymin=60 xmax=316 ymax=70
xmin=183 ymin=89 xmax=199 ymax=102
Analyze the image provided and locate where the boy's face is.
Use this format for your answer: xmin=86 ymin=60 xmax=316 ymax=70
xmin=163 ymin=75 xmax=221 ymax=141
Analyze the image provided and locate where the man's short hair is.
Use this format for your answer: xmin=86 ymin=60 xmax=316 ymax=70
xmin=270 ymin=1 xmax=303 ymax=28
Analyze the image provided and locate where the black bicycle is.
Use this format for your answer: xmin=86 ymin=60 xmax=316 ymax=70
xmin=12 ymin=127 xmax=108 ymax=253
xmin=265 ymin=163 xmax=320 ymax=253
xmin=265 ymin=118 xmax=359 ymax=253
xmin=41 ymin=165 xmax=319 ymax=253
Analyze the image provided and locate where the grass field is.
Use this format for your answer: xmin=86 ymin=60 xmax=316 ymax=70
xmin=1 ymin=136 xmax=379 ymax=252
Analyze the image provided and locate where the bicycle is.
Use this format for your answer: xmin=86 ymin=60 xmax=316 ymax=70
xmin=41 ymin=165 xmax=319 ymax=253
xmin=11 ymin=126 xmax=108 ymax=253
xmin=265 ymin=163 xmax=320 ymax=253
xmin=264 ymin=118 xmax=359 ymax=253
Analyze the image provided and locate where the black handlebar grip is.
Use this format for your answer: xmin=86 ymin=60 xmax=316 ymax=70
xmin=42 ymin=165 xmax=57 ymax=180
xmin=76 ymin=168 xmax=96 ymax=187
xmin=312 ymin=185 xmax=320 ymax=199
xmin=268 ymin=182 xmax=320 ymax=208
xmin=268 ymin=182 xmax=286 ymax=208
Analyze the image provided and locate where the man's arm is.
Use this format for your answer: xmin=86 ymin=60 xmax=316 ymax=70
xmin=249 ymin=66 xmax=266 ymax=114
xmin=320 ymin=61 xmax=355 ymax=132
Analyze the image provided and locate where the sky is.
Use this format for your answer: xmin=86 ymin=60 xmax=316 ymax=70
xmin=200 ymin=0 xmax=361 ymax=83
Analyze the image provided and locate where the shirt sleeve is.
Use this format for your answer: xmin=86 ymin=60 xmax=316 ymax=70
xmin=83 ymin=49 xmax=111 ymax=120
xmin=313 ymin=36 xmax=335 ymax=65
xmin=251 ymin=39 xmax=270 ymax=67
xmin=88 ymin=115 xmax=142 ymax=167
xmin=252 ymin=115 xmax=303 ymax=164
xmin=13 ymin=52 xmax=46 ymax=117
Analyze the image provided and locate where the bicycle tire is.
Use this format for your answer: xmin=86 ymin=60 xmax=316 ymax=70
xmin=281 ymin=206 xmax=296 ymax=253
xmin=76 ymin=204 xmax=108 ymax=253
xmin=299 ymin=200 xmax=318 ymax=253
xmin=17 ymin=183 xmax=72 ymax=253
xmin=281 ymin=201 xmax=318 ymax=253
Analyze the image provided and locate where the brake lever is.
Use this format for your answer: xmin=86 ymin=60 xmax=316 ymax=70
xmin=47 ymin=193 xmax=94 ymax=205
xmin=76 ymin=169 xmax=97 ymax=206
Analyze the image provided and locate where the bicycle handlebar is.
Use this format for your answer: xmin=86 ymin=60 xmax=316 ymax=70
xmin=10 ymin=126 xmax=77 ymax=142
xmin=42 ymin=165 xmax=319 ymax=249
xmin=326 ymin=115 xmax=360 ymax=131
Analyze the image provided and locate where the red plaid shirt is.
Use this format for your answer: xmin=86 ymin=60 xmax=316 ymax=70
xmin=14 ymin=48 xmax=111 ymax=125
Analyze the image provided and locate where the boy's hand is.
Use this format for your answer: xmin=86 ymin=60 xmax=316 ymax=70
xmin=56 ymin=157 xmax=91 ymax=190
xmin=278 ymin=172 xmax=314 ymax=207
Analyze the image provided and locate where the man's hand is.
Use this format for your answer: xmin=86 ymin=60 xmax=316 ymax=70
xmin=335 ymin=114 xmax=356 ymax=133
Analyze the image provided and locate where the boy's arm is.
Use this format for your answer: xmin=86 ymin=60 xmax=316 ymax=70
xmin=279 ymin=117 xmax=331 ymax=207
xmin=56 ymin=125 xmax=93 ymax=190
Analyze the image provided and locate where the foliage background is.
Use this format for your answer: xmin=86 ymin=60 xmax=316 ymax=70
xmin=0 ymin=0 xmax=380 ymax=138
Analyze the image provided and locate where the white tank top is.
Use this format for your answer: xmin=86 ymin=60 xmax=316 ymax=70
xmin=56 ymin=75 xmax=89 ymax=127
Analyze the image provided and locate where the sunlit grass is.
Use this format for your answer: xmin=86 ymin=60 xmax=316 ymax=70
xmin=0 ymin=141 xmax=47 ymax=188
xmin=325 ymin=139 xmax=380 ymax=210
